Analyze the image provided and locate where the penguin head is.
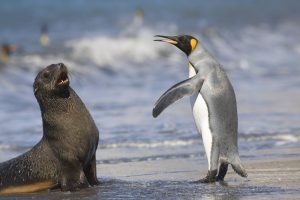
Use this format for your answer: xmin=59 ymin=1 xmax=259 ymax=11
xmin=154 ymin=35 xmax=198 ymax=56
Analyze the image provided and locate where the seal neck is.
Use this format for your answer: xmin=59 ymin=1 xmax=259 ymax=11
xmin=41 ymin=87 xmax=92 ymax=141
xmin=39 ymin=92 xmax=72 ymax=114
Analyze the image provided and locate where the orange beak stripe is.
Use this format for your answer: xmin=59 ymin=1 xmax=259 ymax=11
xmin=162 ymin=39 xmax=178 ymax=45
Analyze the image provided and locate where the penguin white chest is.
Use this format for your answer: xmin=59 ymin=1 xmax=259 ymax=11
xmin=189 ymin=63 xmax=212 ymax=169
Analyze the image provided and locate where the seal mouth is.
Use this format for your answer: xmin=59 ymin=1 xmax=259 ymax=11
xmin=56 ymin=71 xmax=69 ymax=88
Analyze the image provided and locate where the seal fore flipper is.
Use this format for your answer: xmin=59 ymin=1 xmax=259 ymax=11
xmin=153 ymin=75 xmax=204 ymax=118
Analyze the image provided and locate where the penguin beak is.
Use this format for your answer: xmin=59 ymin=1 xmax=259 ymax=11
xmin=154 ymin=35 xmax=178 ymax=45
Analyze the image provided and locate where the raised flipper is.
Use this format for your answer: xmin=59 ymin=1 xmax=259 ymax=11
xmin=153 ymin=75 xmax=204 ymax=118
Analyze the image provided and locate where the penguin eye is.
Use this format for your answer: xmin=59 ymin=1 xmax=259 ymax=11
xmin=43 ymin=71 xmax=50 ymax=79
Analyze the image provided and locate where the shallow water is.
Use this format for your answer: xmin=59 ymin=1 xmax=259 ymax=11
xmin=0 ymin=0 xmax=300 ymax=199
xmin=2 ymin=179 xmax=296 ymax=200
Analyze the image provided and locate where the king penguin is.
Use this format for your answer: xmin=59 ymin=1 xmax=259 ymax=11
xmin=153 ymin=35 xmax=247 ymax=183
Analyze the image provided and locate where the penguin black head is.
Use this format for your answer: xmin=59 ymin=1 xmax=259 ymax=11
xmin=154 ymin=35 xmax=198 ymax=56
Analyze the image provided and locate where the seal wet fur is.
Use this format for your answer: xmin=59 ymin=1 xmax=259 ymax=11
xmin=0 ymin=63 xmax=99 ymax=194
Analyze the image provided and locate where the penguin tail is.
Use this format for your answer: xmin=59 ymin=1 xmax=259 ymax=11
xmin=230 ymin=155 xmax=247 ymax=178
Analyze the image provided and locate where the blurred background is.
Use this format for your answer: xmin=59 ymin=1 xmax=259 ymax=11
xmin=0 ymin=0 xmax=299 ymax=164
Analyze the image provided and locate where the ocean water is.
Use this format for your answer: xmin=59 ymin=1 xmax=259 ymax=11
xmin=0 ymin=0 xmax=300 ymax=199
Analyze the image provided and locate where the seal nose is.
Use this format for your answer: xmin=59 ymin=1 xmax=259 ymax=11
xmin=57 ymin=63 xmax=68 ymax=75
xmin=58 ymin=63 xmax=65 ymax=69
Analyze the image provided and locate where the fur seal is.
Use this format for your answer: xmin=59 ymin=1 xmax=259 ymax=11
xmin=0 ymin=63 xmax=99 ymax=194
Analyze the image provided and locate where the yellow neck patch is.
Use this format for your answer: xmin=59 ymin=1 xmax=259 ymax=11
xmin=190 ymin=39 xmax=198 ymax=52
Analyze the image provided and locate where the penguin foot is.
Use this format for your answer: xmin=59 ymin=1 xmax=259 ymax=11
xmin=215 ymin=176 xmax=224 ymax=182
xmin=216 ymin=163 xmax=228 ymax=182
xmin=194 ymin=169 xmax=218 ymax=184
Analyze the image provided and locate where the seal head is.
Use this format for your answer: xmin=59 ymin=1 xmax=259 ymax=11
xmin=34 ymin=63 xmax=69 ymax=98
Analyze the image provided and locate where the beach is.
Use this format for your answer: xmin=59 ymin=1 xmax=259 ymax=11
xmin=0 ymin=146 xmax=299 ymax=199
xmin=0 ymin=0 xmax=300 ymax=199
xmin=100 ymin=147 xmax=300 ymax=200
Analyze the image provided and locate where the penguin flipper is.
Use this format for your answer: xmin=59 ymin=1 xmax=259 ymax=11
xmin=153 ymin=75 xmax=204 ymax=118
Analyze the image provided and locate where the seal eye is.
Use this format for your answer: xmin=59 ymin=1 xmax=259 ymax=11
xmin=43 ymin=71 xmax=50 ymax=79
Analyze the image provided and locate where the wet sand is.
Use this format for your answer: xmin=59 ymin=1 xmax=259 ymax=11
xmin=1 ymin=146 xmax=299 ymax=199
xmin=96 ymin=147 xmax=300 ymax=199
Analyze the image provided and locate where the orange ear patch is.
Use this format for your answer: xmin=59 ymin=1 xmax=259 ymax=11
xmin=190 ymin=39 xmax=198 ymax=51
xmin=0 ymin=181 xmax=56 ymax=195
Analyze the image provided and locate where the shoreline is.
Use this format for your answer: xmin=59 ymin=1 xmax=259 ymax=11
xmin=96 ymin=146 xmax=300 ymax=199
xmin=0 ymin=147 xmax=299 ymax=199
